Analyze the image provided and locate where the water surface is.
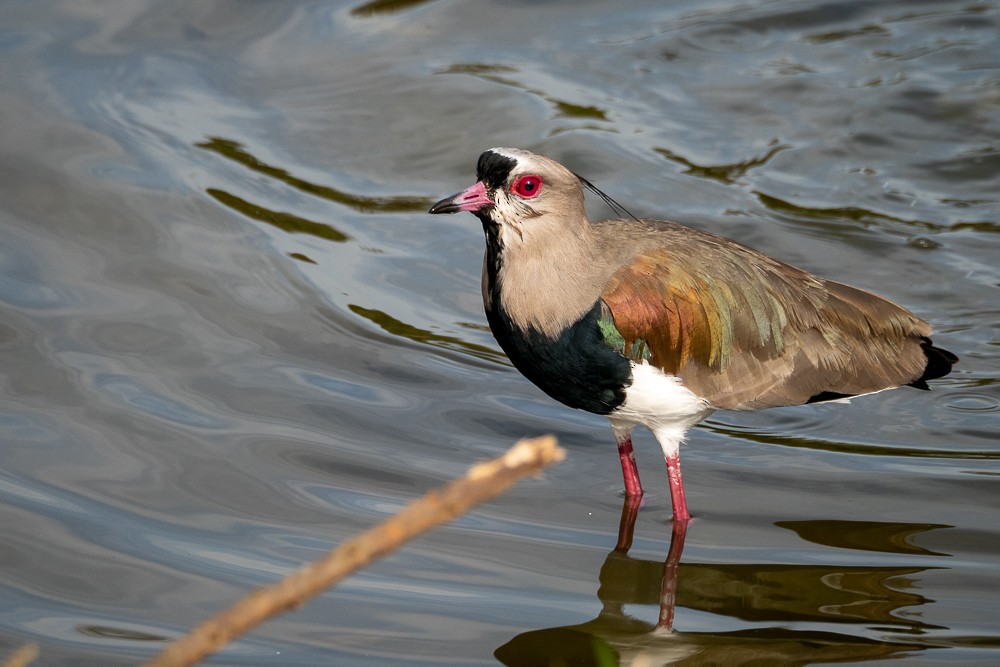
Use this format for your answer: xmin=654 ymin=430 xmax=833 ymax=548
xmin=0 ymin=1 xmax=997 ymax=664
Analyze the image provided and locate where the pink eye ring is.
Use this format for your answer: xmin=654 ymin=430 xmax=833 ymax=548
xmin=511 ymin=175 xmax=544 ymax=198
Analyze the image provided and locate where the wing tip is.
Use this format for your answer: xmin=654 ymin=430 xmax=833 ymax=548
xmin=910 ymin=338 xmax=958 ymax=389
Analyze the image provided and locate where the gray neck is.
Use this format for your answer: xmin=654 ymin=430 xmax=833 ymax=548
xmin=482 ymin=218 xmax=615 ymax=338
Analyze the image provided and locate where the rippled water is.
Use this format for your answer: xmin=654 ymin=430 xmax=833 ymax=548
xmin=1 ymin=1 xmax=997 ymax=664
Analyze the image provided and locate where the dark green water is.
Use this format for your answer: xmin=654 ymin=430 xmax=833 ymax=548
xmin=0 ymin=1 xmax=997 ymax=664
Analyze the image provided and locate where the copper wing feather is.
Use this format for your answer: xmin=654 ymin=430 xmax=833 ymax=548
xmin=599 ymin=240 xmax=935 ymax=410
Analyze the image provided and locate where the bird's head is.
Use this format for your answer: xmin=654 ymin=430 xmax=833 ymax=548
xmin=429 ymin=148 xmax=588 ymax=248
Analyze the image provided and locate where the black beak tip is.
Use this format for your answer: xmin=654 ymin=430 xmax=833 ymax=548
xmin=428 ymin=197 xmax=457 ymax=215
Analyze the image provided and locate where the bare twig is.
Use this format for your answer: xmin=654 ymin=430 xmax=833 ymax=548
xmin=147 ymin=435 xmax=563 ymax=667
xmin=1 ymin=644 xmax=38 ymax=667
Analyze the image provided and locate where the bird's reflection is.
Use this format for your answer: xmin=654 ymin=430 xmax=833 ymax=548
xmin=496 ymin=501 xmax=949 ymax=666
xmin=611 ymin=495 xmax=688 ymax=632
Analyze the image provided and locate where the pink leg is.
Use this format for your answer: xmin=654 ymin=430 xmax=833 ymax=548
xmin=615 ymin=433 xmax=644 ymax=498
xmin=665 ymin=450 xmax=690 ymax=522
xmin=615 ymin=493 xmax=643 ymax=552
xmin=657 ymin=513 xmax=689 ymax=631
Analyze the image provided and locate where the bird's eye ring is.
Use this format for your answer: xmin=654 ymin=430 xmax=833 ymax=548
xmin=511 ymin=175 xmax=543 ymax=198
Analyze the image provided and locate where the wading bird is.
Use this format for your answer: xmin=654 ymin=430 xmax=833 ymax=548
xmin=430 ymin=147 xmax=956 ymax=524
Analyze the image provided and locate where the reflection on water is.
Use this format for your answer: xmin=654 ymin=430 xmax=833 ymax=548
xmin=349 ymin=304 xmax=507 ymax=364
xmin=499 ymin=501 xmax=949 ymax=665
xmin=654 ymin=142 xmax=789 ymax=185
xmin=197 ymin=137 xmax=432 ymax=213
xmin=0 ymin=0 xmax=998 ymax=664
xmin=76 ymin=625 xmax=167 ymax=642
xmin=777 ymin=519 xmax=951 ymax=556
xmin=206 ymin=188 xmax=351 ymax=243
xmin=350 ymin=0 xmax=436 ymax=19
xmin=439 ymin=64 xmax=613 ymax=124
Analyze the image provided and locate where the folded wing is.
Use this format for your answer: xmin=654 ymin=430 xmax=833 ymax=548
xmin=599 ymin=235 xmax=945 ymax=410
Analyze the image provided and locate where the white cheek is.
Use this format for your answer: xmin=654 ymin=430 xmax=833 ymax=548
xmin=492 ymin=199 xmax=525 ymax=240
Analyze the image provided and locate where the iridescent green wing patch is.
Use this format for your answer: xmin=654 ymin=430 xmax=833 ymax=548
xmin=597 ymin=301 xmax=650 ymax=362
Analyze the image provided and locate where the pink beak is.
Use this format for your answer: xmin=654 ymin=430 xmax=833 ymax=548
xmin=429 ymin=181 xmax=495 ymax=214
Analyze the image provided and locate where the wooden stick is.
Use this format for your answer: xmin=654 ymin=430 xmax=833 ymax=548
xmin=1 ymin=644 xmax=38 ymax=667
xmin=147 ymin=435 xmax=563 ymax=667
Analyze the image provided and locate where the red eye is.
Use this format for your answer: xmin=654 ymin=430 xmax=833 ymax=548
xmin=511 ymin=175 xmax=543 ymax=198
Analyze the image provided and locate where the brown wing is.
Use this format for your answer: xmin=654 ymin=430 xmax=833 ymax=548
xmin=600 ymin=237 xmax=935 ymax=410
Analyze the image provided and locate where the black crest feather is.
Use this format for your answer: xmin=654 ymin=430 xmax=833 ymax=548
xmin=574 ymin=173 xmax=640 ymax=221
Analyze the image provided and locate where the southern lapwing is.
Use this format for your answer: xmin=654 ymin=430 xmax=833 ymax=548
xmin=429 ymin=147 xmax=957 ymax=523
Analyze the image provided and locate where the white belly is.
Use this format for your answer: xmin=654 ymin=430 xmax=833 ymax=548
xmin=608 ymin=361 xmax=714 ymax=458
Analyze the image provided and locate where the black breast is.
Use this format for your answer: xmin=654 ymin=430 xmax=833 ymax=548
xmin=485 ymin=297 xmax=632 ymax=416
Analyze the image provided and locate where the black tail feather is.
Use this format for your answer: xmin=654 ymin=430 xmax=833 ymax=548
xmin=908 ymin=338 xmax=958 ymax=390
